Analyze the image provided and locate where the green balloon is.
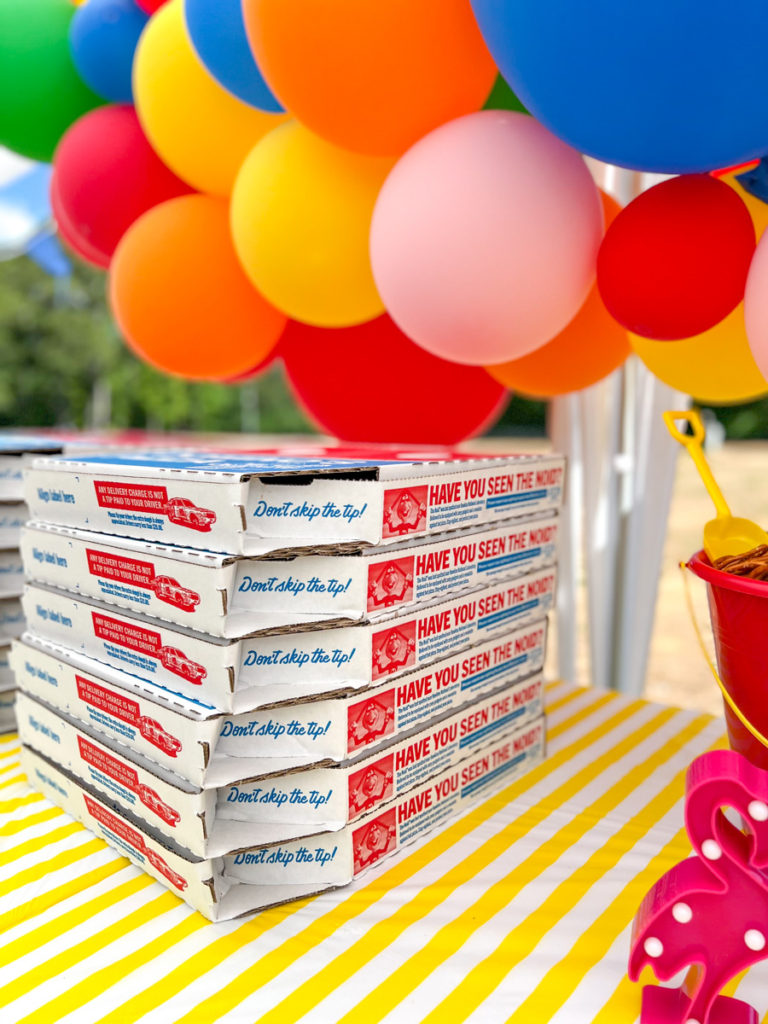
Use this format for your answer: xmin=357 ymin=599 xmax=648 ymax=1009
xmin=0 ymin=0 xmax=103 ymax=162
xmin=483 ymin=74 xmax=529 ymax=115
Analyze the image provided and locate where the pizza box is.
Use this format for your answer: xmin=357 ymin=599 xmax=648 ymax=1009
xmin=0 ymin=503 xmax=27 ymax=548
xmin=24 ymin=449 xmax=565 ymax=555
xmin=20 ymin=516 xmax=558 ymax=637
xmin=0 ymin=596 xmax=24 ymax=642
xmin=0 ymin=549 xmax=24 ymax=597
xmin=0 ymin=434 xmax=67 ymax=501
xmin=0 ymin=688 xmax=15 ymax=733
xmin=0 ymin=644 xmax=14 ymax=690
xmin=16 ymin=681 xmax=541 ymax=858
xmin=11 ymin=623 xmax=547 ymax=784
xmin=21 ymin=716 xmax=544 ymax=920
xmin=22 ymin=567 xmax=556 ymax=712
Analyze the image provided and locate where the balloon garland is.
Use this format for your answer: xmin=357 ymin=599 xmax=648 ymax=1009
xmin=0 ymin=0 xmax=766 ymax=438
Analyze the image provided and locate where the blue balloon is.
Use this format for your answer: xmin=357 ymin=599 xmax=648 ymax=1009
xmin=470 ymin=0 xmax=768 ymax=174
xmin=183 ymin=0 xmax=283 ymax=113
xmin=69 ymin=0 xmax=148 ymax=105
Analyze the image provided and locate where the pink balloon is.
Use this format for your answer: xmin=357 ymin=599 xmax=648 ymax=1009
xmin=744 ymin=230 xmax=768 ymax=383
xmin=370 ymin=110 xmax=604 ymax=366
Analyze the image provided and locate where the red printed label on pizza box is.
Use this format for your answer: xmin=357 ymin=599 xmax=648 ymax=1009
xmin=90 ymin=611 xmax=208 ymax=685
xmin=75 ymin=675 xmax=184 ymax=759
xmin=83 ymin=793 xmax=188 ymax=890
xmin=86 ymin=548 xmax=201 ymax=613
xmin=94 ymin=481 xmax=217 ymax=534
xmin=381 ymin=486 xmax=428 ymax=538
xmin=347 ymin=753 xmax=394 ymax=819
xmin=76 ymin=735 xmax=182 ymax=828
xmin=366 ymin=555 xmax=414 ymax=612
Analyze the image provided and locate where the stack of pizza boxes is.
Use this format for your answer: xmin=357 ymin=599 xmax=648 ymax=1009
xmin=0 ymin=436 xmax=71 ymax=733
xmin=13 ymin=447 xmax=563 ymax=919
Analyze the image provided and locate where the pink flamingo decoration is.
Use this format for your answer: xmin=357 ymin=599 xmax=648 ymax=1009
xmin=629 ymin=749 xmax=768 ymax=1024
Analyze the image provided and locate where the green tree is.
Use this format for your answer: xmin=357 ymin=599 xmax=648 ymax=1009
xmin=0 ymin=254 xmax=313 ymax=433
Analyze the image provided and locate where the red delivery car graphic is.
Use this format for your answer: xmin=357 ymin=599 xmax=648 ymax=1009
xmin=158 ymin=646 xmax=207 ymax=683
xmin=151 ymin=576 xmax=200 ymax=612
xmin=138 ymin=716 xmax=182 ymax=757
xmin=164 ymin=498 xmax=217 ymax=532
xmin=138 ymin=784 xmax=181 ymax=826
xmin=145 ymin=848 xmax=188 ymax=890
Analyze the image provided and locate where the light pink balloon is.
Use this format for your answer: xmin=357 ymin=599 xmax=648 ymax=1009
xmin=370 ymin=110 xmax=604 ymax=366
xmin=744 ymin=230 xmax=768 ymax=382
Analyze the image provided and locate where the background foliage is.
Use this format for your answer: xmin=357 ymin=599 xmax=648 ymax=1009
xmin=0 ymin=254 xmax=550 ymax=435
xmin=0 ymin=253 xmax=761 ymax=438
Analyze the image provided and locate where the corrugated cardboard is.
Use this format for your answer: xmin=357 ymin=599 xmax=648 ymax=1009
xmin=0 ymin=644 xmax=14 ymax=690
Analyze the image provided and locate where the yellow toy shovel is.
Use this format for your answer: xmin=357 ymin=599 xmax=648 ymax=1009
xmin=664 ymin=409 xmax=768 ymax=562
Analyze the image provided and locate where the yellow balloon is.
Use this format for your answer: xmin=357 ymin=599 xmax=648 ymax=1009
xmin=631 ymin=305 xmax=768 ymax=404
xmin=718 ymin=167 xmax=768 ymax=242
xmin=133 ymin=0 xmax=285 ymax=196
xmin=231 ymin=122 xmax=395 ymax=327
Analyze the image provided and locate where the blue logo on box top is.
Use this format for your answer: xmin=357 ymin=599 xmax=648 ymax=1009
xmin=54 ymin=452 xmax=400 ymax=473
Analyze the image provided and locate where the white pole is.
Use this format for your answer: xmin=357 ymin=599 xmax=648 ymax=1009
xmin=548 ymin=393 xmax=582 ymax=683
xmin=573 ymin=166 xmax=684 ymax=694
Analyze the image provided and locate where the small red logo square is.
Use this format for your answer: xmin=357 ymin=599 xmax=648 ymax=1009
xmin=371 ymin=620 xmax=416 ymax=680
xmin=347 ymin=689 xmax=396 ymax=753
xmin=352 ymin=809 xmax=397 ymax=875
xmin=367 ymin=555 xmax=415 ymax=612
xmin=348 ymin=753 xmax=394 ymax=819
xmin=382 ymin=486 xmax=428 ymax=538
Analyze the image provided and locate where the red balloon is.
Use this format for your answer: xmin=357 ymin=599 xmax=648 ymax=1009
xmin=52 ymin=104 xmax=192 ymax=268
xmin=50 ymin=172 xmax=109 ymax=267
xmin=597 ymin=174 xmax=756 ymax=340
xmin=280 ymin=315 xmax=508 ymax=443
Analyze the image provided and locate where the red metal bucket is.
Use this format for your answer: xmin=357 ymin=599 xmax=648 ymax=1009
xmin=688 ymin=549 xmax=768 ymax=770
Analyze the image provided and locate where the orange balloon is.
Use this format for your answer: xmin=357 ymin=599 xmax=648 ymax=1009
xmin=110 ymin=194 xmax=287 ymax=380
xmin=487 ymin=192 xmax=630 ymax=397
xmin=242 ymin=0 xmax=497 ymax=156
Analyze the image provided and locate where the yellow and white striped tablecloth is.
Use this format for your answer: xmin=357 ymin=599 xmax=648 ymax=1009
xmin=2 ymin=681 xmax=764 ymax=1024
